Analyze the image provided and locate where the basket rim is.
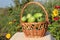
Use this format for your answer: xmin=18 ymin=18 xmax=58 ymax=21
xmin=21 ymin=21 xmax=46 ymax=24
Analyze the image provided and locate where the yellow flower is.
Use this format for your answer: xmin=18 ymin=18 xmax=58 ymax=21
xmin=52 ymin=9 xmax=58 ymax=16
xmin=9 ymin=22 xmax=12 ymax=24
xmin=6 ymin=33 xmax=11 ymax=39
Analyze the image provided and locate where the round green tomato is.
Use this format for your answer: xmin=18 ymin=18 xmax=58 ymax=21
xmin=28 ymin=16 xmax=35 ymax=23
xmin=21 ymin=16 xmax=27 ymax=22
xmin=37 ymin=17 xmax=44 ymax=22
xmin=27 ymin=14 xmax=32 ymax=18
xmin=34 ymin=13 xmax=42 ymax=18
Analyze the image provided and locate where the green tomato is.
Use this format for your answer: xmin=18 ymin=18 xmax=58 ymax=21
xmin=37 ymin=17 xmax=44 ymax=22
xmin=28 ymin=16 xmax=35 ymax=23
xmin=27 ymin=14 xmax=32 ymax=18
xmin=21 ymin=16 xmax=27 ymax=22
xmin=34 ymin=13 xmax=42 ymax=18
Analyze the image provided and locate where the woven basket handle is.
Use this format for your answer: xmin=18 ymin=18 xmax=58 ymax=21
xmin=20 ymin=2 xmax=49 ymax=24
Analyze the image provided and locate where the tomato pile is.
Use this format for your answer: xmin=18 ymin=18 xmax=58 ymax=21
xmin=21 ymin=13 xmax=45 ymax=23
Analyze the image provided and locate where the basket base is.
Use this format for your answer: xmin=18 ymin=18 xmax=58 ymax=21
xmin=24 ymin=32 xmax=45 ymax=38
xmin=23 ymin=28 xmax=46 ymax=37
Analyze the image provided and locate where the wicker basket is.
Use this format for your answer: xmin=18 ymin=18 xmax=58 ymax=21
xmin=20 ymin=2 xmax=49 ymax=37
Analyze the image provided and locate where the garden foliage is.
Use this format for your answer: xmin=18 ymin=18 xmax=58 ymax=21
xmin=0 ymin=0 xmax=60 ymax=40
